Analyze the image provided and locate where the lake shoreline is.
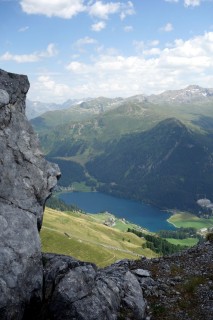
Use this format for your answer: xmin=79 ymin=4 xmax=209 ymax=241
xmin=58 ymin=191 xmax=175 ymax=232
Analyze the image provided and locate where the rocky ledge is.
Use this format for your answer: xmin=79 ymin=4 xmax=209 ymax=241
xmin=0 ymin=69 xmax=212 ymax=320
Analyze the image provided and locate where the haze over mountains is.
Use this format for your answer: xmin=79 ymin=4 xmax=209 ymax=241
xmin=26 ymin=98 xmax=91 ymax=119
xmin=30 ymin=85 xmax=213 ymax=212
xmin=28 ymin=85 xmax=213 ymax=119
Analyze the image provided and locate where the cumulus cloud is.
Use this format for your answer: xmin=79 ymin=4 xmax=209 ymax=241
xmin=124 ymin=25 xmax=133 ymax=32
xmin=73 ymin=37 xmax=97 ymax=51
xmin=0 ymin=43 xmax=57 ymax=63
xmin=20 ymin=0 xmax=135 ymax=20
xmin=160 ymin=22 xmax=173 ymax=32
xmin=148 ymin=40 xmax=160 ymax=46
xmin=120 ymin=1 xmax=135 ymax=20
xmin=40 ymin=43 xmax=58 ymax=57
xmin=133 ymin=40 xmax=160 ymax=54
xmin=88 ymin=1 xmax=134 ymax=20
xmin=20 ymin=0 xmax=86 ymax=18
xmin=64 ymin=32 xmax=213 ymax=97
xmin=30 ymin=75 xmax=71 ymax=102
xmin=184 ymin=0 xmax=201 ymax=6
xmin=75 ymin=36 xmax=97 ymax=45
xmin=0 ymin=52 xmax=39 ymax=63
xmin=88 ymin=1 xmax=120 ymax=19
xmin=66 ymin=61 xmax=89 ymax=73
xmin=18 ymin=26 xmax=29 ymax=32
xmin=91 ymin=21 xmax=106 ymax=32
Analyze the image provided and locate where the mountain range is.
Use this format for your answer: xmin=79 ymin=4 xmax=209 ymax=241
xmin=31 ymin=85 xmax=213 ymax=212
xmin=26 ymin=98 xmax=92 ymax=119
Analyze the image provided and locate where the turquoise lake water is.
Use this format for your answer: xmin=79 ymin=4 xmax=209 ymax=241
xmin=59 ymin=191 xmax=175 ymax=232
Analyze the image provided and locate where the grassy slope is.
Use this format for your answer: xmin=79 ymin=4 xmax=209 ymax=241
xmin=166 ymin=238 xmax=198 ymax=247
xmin=88 ymin=212 xmax=149 ymax=232
xmin=168 ymin=212 xmax=213 ymax=229
xmin=41 ymin=208 xmax=156 ymax=267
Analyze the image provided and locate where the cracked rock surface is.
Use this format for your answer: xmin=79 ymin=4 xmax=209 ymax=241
xmin=0 ymin=69 xmax=60 ymax=319
xmin=40 ymin=255 xmax=146 ymax=320
xmin=0 ymin=69 xmax=147 ymax=320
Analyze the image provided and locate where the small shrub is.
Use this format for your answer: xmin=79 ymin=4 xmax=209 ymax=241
xmin=151 ymin=304 xmax=166 ymax=316
xmin=183 ymin=276 xmax=205 ymax=294
xmin=206 ymin=232 xmax=213 ymax=243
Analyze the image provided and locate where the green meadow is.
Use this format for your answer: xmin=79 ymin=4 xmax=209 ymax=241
xmin=41 ymin=208 xmax=156 ymax=267
xmin=166 ymin=237 xmax=198 ymax=247
xmin=168 ymin=212 xmax=213 ymax=230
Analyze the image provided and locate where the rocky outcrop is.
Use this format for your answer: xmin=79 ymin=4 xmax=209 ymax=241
xmin=0 ymin=69 xmax=60 ymax=319
xmin=132 ymin=241 xmax=213 ymax=320
xmin=0 ymin=69 xmax=147 ymax=320
xmin=40 ymin=255 xmax=146 ymax=320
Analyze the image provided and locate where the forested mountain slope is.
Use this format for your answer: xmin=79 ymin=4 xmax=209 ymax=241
xmin=86 ymin=118 xmax=213 ymax=211
xmin=31 ymin=86 xmax=213 ymax=212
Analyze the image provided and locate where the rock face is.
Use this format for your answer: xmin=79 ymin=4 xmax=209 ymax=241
xmin=0 ymin=69 xmax=60 ymax=319
xmin=41 ymin=255 xmax=146 ymax=320
xmin=0 ymin=69 xmax=147 ymax=320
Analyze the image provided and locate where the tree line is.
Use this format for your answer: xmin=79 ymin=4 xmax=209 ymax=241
xmin=127 ymin=228 xmax=187 ymax=255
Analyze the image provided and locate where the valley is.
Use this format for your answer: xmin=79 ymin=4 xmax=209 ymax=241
xmin=58 ymin=190 xmax=174 ymax=232
xmin=41 ymin=207 xmax=157 ymax=267
xmin=30 ymin=85 xmax=213 ymax=214
xmin=41 ymin=206 xmax=201 ymax=267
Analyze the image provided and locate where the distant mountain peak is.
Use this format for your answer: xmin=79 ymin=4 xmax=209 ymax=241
xmin=148 ymin=85 xmax=213 ymax=104
xmin=185 ymin=84 xmax=202 ymax=90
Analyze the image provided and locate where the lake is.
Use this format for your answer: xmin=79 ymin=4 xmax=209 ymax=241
xmin=59 ymin=191 xmax=175 ymax=232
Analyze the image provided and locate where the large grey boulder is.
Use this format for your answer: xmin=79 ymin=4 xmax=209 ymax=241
xmin=42 ymin=255 xmax=146 ymax=320
xmin=0 ymin=69 xmax=60 ymax=319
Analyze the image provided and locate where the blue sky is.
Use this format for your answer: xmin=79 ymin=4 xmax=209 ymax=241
xmin=0 ymin=0 xmax=213 ymax=102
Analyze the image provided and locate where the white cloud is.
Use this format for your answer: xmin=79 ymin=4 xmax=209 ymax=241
xmin=124 ymin=25 xmax=133 ymax=32
xmin=63 ymin=32 xmax=213 ymax=97
xmin=143 ymin=48 xmax=161 ymax=56
xmin=160 ymin=22 xmax=173 ymax=32
xmin=20 ymin=0 xmax=86 ymax=18
xmin=88 ymin=1 xmax=120 ymax=19
xmin=0 ymin=52 xmax=39 ymax=63
xmin=40 ymin=43 xmax=58 ymax=58
xmin=25 ymin=32 xmax=213 ymax=102
xmin=66 ymin=61 xmax=89 ymax=73
xmin=30 ymin=75 xmax=71 ymax=102
xmin=18 ymin=26 xmax=29 ymax=32
xmin=75 ymin=36 xmax=97 ymax=45
xmin=74 ymin=37 xmax=97 ymax=51
xmin=133 ymin=40 xmax=160 ymax=54
xmin=20 ymin=0 xmax=135 ymax=21
xmin=148 ymin=40 xmax=160 ymax=47
xmin=91 ymin=21 xmax=106 ymax=32
xmin=0 ymin=43 xmax=57 ymax=63
xmin=88 ymin=1 xmax=134 ymax=20
xmin=165 ymin=0 xmax=179 ymax=2
xmin=184 ymin=0 xmax=200 ymax=6
xmin=120 ymin=1 xmax=135 ymax=20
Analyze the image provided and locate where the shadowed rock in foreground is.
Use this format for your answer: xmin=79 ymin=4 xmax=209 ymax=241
xmin=0 ymin=69 xmax=146 ymax=320
xmin=0 ymin=69 xmax=60 ymax=319
xmin=41 ymin=255 xmax=145 ymax=320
